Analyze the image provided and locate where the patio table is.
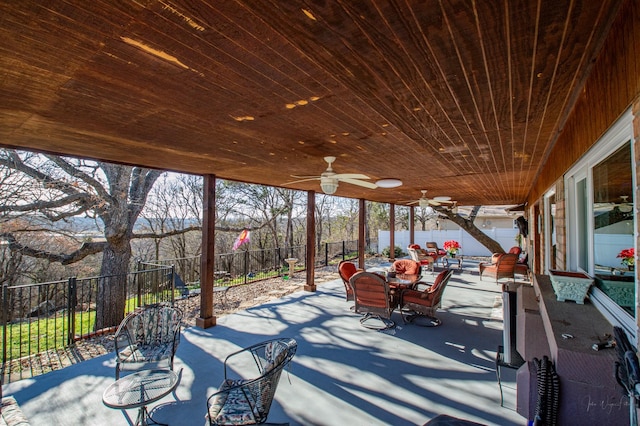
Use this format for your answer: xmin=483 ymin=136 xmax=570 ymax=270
xmin=102 ymin=369 xmax=179 ymax=426
xmin=386 ymin=274 xmax=423 ymax=308
xmin=387 ymin=274 xmax=422 ymax=289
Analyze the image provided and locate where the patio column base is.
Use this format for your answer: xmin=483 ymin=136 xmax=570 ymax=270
xmin=304 ymin=285 xmax=316 ymax=292
xmin=196 ymin=316 xmax=217 ymax=328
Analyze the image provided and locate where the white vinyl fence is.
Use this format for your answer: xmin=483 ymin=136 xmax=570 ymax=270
xmin=377 ymin=228 xmax=521 ymax=257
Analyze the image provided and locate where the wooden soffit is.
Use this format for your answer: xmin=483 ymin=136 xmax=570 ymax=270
xmin=0 ymin=0 xmax=623 ymax=206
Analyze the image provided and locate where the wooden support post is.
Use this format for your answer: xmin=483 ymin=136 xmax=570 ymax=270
xmin=305 ymin=190 xmax=316 ymax=292
xmin=409 ymin=206 xmax=415 ymax=245
xmin=196 ymin=174 xmax=217 ymax=328
xmin=358 ymin=199 xmax=366 ymax=269
xmin=389 ymin=204 xmax=396 ymax=261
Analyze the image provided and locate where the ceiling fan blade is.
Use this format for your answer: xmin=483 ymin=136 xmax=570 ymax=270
xmin=339 ymin=178 xmax=378 ymax=189
xmin=332 ymin=173 xmax=371 ymax=180
xmin=428 ymin=199 xmax=442 ymax=206
xmin=407 ymin=200 xmax=419 ymax=205
xmin=290 ymin=174 xmax=321 ymax=179
xmin=432 ymin=196 xmax=452 ymax=202
xmin=283 ymin=177 xmax=320 ymax=185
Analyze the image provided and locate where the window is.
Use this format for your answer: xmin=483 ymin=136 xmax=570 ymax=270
xmin=544 ymin=190 xmax=557 ymax=273
xmin=565 ymin=109 xmax=636 ymax=339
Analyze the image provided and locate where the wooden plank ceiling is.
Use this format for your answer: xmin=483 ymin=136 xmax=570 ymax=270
xmin=0 ymin=0 xmax=622 ymax=206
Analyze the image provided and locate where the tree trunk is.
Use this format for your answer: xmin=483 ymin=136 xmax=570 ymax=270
xmin=95 ymin=238 xmax=131 ymax=329
xmin=440 ymin=209 xmax=506 ymax=255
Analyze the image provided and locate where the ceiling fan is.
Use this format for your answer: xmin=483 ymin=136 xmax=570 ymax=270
xmin=406 ymin=190 xmax=456 ymax=209
xmin=284 ymin=156 xmax=377 ymax=195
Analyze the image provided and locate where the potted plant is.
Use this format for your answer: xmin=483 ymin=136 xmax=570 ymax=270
xmin=443 ymin=240 xmax=461 ymax=258
xmin=617 ymin=248 xmax=635 ymax=271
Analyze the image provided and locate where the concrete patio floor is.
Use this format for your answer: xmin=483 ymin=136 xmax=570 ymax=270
xmin=3 ymin=261 xmax=527 ymax=425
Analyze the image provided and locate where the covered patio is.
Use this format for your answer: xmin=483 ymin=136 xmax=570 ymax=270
xmin=2 ymin=1 xmax=640 ymax=424
xmin=3 ymin=263 xmax=526 ymax=425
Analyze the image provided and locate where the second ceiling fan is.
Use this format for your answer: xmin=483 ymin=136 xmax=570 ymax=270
xmin=407 ymin=190 xmax=456 ymax=209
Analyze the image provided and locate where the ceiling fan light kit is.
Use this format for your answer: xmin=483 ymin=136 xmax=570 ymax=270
xmin=320 ymin=180 xmax=338 ymax=195
xmin=375 ymin=178 xmax=403 ymax=188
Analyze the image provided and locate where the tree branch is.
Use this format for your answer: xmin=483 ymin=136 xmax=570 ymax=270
xmin=47 ymin=155 xmax=112 ymax=202
xmin=131 ymin=221 xmax=273 ymax=240
xmin=0 ymin=193 xmax=93 ymax=213
xmin=1 ymin=233 xmax=106 ymax=265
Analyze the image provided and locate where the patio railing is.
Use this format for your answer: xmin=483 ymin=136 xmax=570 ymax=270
xmin=1 ymin=264 xmax=175 ymax=372
xmin=149 ymin=239 xmax=377 ymax=288
xmin=1 ymin=238 xmax=377 ymax=372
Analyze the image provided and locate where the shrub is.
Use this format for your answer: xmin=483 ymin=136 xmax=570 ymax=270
xmin=382 ymin=245 xmax=403 ymax=258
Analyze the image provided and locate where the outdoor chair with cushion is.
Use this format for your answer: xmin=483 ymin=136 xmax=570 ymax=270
xmin=407 ymin=244 xmax=435 ymax=273
xmin=206 ymin=337 xmax=297 ymax=426
xmin=399 ymin=269 xmax=454 ymax=326
xmin=489 ymin=246 xmax=522 ymax=265
xmin=514 ymin=252 xmax=530 ymax=280
xmin=114 ymin=303 xmax=183 ymax=379
xmin=425 ymin=242 xmax=447 ymax=266
xmin=349 ymin=271 xmax=396 ymax=330
xmin=478 ymin=253 xmax=518 ymax=284
xmin=337 ymin=260 xmax=362 ymax=302
xmin=392 ymin=259 xmax=421 ymax=276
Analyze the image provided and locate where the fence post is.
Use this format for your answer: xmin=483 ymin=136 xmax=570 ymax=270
xmin=170 ymin=265 xmax=175 ymax=305
xmin=342 ymin=241 xmax=346 ymax=261
xmin=325 ymin=242 xmax=328 ymax=266
xmin=1 ymin=284 xmax=7 ymax=369
xmin=67 ymin=277 xmax=77 ymax=346
xmin=244 ymin=250 xmax=249 ymax=284
xmin=136 ymin=261 xmax=143 ymax=308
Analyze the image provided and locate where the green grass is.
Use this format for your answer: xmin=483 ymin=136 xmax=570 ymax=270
xmin=1 ymin=294 xmax=167 ymax=362
xmin=2 ymin=311 xmax=95 ymax=361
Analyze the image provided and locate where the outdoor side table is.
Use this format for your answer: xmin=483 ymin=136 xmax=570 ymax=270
xmin=103 ymin=369 xmax=179 ymax=426
xmin=444 ymin=256 xmax=463 ymax=269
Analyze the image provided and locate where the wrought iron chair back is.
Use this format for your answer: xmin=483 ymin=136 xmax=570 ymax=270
xmin=206 ymin=338 xmax=297 ymax=426
xmin=114 ymin=303 xmax=182 ymax=379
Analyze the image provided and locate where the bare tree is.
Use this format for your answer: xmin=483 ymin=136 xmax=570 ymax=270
xmin=0 ymin=149 xmax=163 ymax=328
xmin=139 ymin=173 xmax=203 ymax=262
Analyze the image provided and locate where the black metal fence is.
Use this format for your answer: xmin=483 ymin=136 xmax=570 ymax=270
xmin=1 ymin=264 xmax=174 ymax=371
xmin=1 ymin=238 xmax=377 ymax=371
xmin=150 ymin=239 xmax=377 ymax=287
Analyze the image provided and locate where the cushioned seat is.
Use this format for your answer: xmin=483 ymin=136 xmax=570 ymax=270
xmin=206 ymin=338 xmax=297 ymax=426
xmin=338 ymin=260 xmax=362 ymax=302
xmin=399 ymin=269 xmax=454 ymax=326
xmin=479 ymin=253 xmax=518 ymax=283
xmin=114 ymin=303 xmax=182 ymax=379
xmin=392 ymin=259 xmax=421 ymax=275
xmin=350 ymin=271 xmax=396 ymax=330
xmin=425 ymin=242 xmax=447 ymax=266
xmin=407 ymin=244 xmax=435 ymax=273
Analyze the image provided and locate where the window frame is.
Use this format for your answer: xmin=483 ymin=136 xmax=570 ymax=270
xmin=564 ymin=108 xmax=637 ymax=341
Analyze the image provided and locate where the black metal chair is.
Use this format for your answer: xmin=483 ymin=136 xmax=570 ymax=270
xmin=114 ymin=303 xmax=182 ymax=379
xmin=206 ymin=338 xmax=297 ymax=426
